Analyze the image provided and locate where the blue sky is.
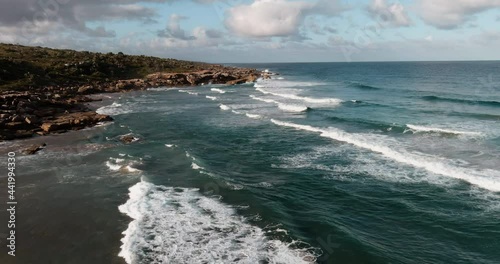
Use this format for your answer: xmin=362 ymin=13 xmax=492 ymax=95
xmin=1 ymin=0 xmax=500 ymax=62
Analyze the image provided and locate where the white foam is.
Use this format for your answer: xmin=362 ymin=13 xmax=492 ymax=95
xmin=250 ymin=95 xmax=308 ymax=113
xmin=406 ymin=124 xmax=482 ymax=136
xmin=96 ymin=102 xmax=128 ymax=115
xmin=191 ymin=162 xmax=204 ymax=170
xmin=106 ymin=161 xmax=122 ymax=171
xmin=147 ymin=87 xmax=176 ymax=91
xmin=110 ymin=158 xmax=125 ymax=163
xmin=165 ymin=144 xmax=175 ymax=148
xmin=95 ymin=122 xmax=113 ymax=127
xmin=232 ymin=110 xmax=242 ymax=114
xmin=220 ymin=104 xmax=231 ymax=111
xmin=106 ymin=156 xmax=142 ymax=173
xmin=256 ymin=87 xmax=342 ymax=105
xmin=250 ymin=95 xmax=277 ymax=104
xmin=206 ymin=96 xmax=218 ymax=101
xmin=124 ymin=166 xmax=141 ymax=173
xmin=271 ymin=119 xmax=500 ymax=192
xmin=246 ymin=113 xmax=262 ymax=119
xmin=278 ymin=104 xmax=309 ymax=113
xmin=211 ymin=88 xmax=226 ymax=94
xmin=118 ymin=180 xmax=317 ymax=264
xmin=255 ymin=79 xmax=325 ymax=88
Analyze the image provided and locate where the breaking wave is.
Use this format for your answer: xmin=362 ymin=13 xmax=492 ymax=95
xmin=405 ymin=124 xmax=482 ymax=137
xmin=271 ymin=119 xmax=500 ymax=192
xmin=118 ymin=180 xmax=319 ymax=264
xmin=256 ymin=87 xmax=342 ymax=106
xmin=211 ymin=88 xmax=226 ymax=94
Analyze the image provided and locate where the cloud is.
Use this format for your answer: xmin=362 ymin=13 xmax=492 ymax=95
xmin=368 ymin=0 xmax=411 ymax=27
xmin=0 ymin=0 xmax=219 ymax=42
xmin=155 ymin=15 xmax=230 ymax=49
xmin=224 ymin=0 xmax=345 ymax=38
xmin=158 ymin=14 xmax=195 ymax=40
xmin=416 ymin=0 xmax=500 ymax=29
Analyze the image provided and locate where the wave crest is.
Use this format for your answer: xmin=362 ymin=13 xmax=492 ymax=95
xmin=271 ymin=119 xmax=500 ymax=192
xmin=406 ymin=124 xmax=482 ymax=137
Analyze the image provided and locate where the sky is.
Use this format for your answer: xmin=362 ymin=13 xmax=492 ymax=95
xmin=0 ymin=0 xmax=500 ymax=63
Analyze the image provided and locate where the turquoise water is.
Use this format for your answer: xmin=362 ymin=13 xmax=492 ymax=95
xmin=1 ymin=62 xmax=500 ymax=264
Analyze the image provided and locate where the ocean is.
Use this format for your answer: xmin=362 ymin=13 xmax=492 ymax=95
xmin=1 ymin=61 xmax=499 ymax=264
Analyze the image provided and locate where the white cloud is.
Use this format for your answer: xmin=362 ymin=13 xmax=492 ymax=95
xmin=225 ymin=0 xmax=314 ymax=37
xmin=417 ymin=0 xmax=500 ymax=29
xmin=224 ymin=0 xmax=345 ymax=38
xmin=368 ymin=0 xmax=411 ymax=27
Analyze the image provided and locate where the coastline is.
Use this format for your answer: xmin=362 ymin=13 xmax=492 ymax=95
xmin=0 ymin=67 xmax=261 ymax=146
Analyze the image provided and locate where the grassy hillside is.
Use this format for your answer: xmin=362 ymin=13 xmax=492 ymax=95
xmin=0 ymin=43 xmax=213 ymax=91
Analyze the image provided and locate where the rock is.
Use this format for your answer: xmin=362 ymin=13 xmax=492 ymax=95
xmin=246 ymin=75 xmax=258 ymax=83
xmin=77 ymin=85 xmax=100 ymax=94
xmin=4 ymin=122 xmax=28 ymax=130
xmin=23 ymin=143 xmax=46 ymax=155
xmin=226 ymin=78 xmax=247 ymax=85
xmin=41 ymin=123 xmax=61 ymax=132
xmin=14 ymin=130 xmax=34 ymax=139
xmin=41 ymin=111 xmax=112 ymax=133
xmin=120 ymin=134 xmax=139 ymax=144
xmin=34 ymin=108 xmax=57 ymax=117
xmin=11 ymin=115 xmax=24 ymax=122
xmin=25 ymin=116 xmax=38 ymax=125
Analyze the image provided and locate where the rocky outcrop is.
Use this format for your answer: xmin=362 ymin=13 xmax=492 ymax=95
xmin=120 ymin=134 xmax=139 ymax=144
xmin=144 ymin=68 xmax=259 ymax=88
xmin=40 ymin=112 xmax=112 ymax=133
xmin=0 ymin=91 xmax=112 ymax=140
xmin=0 ymin=65 xmax=261 ymax=141
xmin=23 ymin=143 xmax=46 ymax=155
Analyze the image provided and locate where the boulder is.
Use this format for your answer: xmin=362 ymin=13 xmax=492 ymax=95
xmin=120 ymin=134 xmax=138 ymax=144
xmin=23 ymin=143 xmax=46 ymax=155
xmin=226 ymin=78 xmax=248 ymax=85
xmin=41 ymin=123 xmax=61 ymax=132
xmin=11 ymin=115 xmax=24 ymax=122
xmin=77 ymin=85 xmax=100 ymax=95
xmin=4 ymin=122 xmax=28 ymax=130
xmin=25 ymin=116 xmax=39 ymax=125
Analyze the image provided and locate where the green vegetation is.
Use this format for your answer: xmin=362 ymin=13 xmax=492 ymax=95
xmin=0 ymin=43 xmax=213 ymax=91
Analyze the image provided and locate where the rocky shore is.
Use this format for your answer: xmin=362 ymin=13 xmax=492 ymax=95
xmin=0 ymin=67 xmax=260 ymax=141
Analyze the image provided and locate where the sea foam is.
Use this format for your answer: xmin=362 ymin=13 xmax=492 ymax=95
xmin=118 ymin=180 xmax=318 ymax=264
xmin=211 ymin=88 xmax=226 ymax=94
xmin=256 ymin=87 xmax=342 ymax=106
xmin=250 ymin=95 xmax=309 ymax=113
xmin=96 ymin=102 xmax=128 ymax=115
xmin=271 ymin=119 xmax=500 ymax=192
xmin=220 ymin=104 xmax=231 ymax=111
xmin=406 ymin=124 xmax=482 ymax=137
